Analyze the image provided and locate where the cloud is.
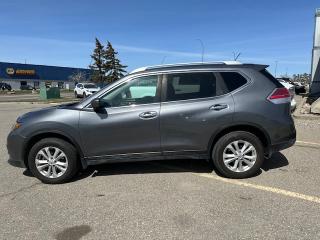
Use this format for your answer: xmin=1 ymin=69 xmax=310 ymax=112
xmin=114 ymin=44 xmax=227 ymax=59
xmin=0 ymin=34 xmax=310 ymax=67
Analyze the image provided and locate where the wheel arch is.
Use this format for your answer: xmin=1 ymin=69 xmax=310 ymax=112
xmin=208 ymin=124 xmax=271 ymax=158
xmin=23 ymin=131 xmax=86 ymax=169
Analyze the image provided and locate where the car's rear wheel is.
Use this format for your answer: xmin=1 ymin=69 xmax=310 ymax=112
xmin=28 ymin=138 xmax=79 ymax=184
xmin=212 ymin=131 xmax=264 ymax=178
xmin=74 ymin=91 xmax=78 ymax=98
xmin=83 ymin=92 xmax=86 ymax=98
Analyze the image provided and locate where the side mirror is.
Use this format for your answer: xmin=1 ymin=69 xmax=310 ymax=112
xmin=91 ymin=98 xmax=104 ymax=112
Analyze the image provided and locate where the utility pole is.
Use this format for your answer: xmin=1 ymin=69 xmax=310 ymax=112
xmin=310 ymin=8 xmax=320 ymax=96
xmin=196 ymin=39 xmax=204 ymax=62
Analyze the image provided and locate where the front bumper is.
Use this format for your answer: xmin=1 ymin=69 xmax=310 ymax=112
xmin=7 ymin=131 xmax=27 ymax=168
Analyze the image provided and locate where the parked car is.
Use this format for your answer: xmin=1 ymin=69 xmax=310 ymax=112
xmin=292 ymin=81 xmax=306 ymax=94
xmin=277 ymin=77 xmax=306 ymax=95
xmin=276 ymin=78 xmax=296 ymax=111
xmin=20 ymin=85 xmax=34 ymax=90
xmin=7 ymin=61 xmax=296 ymax=184
xmin=0 ymin=83 xmax=12 ymax=91
xmin=74 ymin=83 xmax=100 ymax=98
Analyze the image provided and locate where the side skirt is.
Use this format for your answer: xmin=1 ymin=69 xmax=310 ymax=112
xmin=85 ymin=151 xmax=209 ymax=166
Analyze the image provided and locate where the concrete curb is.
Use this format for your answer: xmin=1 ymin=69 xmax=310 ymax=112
xmin=0 ymin=100 xmax=79 ymax=105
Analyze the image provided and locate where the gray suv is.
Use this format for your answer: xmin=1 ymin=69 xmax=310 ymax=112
xmin=7 ymin=62 xmax=296 ymax=184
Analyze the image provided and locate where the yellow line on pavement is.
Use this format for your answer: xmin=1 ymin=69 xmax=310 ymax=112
xmin=193 ymin=173 xmax=320 ymax=204
xmin=296 ymin=140 xmax=320 ymax=147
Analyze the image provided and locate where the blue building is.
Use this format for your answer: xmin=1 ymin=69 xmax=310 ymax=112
xmin=0 ymin=62 xmax=92 ymax=90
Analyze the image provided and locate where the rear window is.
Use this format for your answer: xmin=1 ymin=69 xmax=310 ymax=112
xmin=219 ymin=72 xmax=248 ymax=92
xmin=259 ymin=69 xmax=283 ymax=88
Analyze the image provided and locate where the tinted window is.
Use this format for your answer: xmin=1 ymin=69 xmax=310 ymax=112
xmin=219 ymin=72 xmax=247 ymax=92
xmin=165 ymin=72 xmax=231 ymax=101
xmin=84 ymin=84 xmax=96 ymax=88
xmin=101 ymin=75 xmax=159 ymax=107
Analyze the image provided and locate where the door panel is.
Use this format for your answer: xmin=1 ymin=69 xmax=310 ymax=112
xmin=79 ymin=74 xmax=161 ymax=158
xmin=79 ymin=104 xmax=160 ymax=157
xmin=160 ymin=96 xmax=234 ymax=153
xmin=160 ymin=71 xmax=235 ymax=154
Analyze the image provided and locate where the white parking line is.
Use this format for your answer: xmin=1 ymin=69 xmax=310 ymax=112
xmin=193 ymin=173 xmax=320 ymax=204
xmin=153 ymin=162 xmax=320 ymax=204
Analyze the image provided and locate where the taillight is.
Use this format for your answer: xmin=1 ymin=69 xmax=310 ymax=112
xmin=267 ymin=88 xmax=291 ymax=104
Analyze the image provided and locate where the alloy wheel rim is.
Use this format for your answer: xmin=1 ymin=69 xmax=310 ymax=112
xmin=223 ymin=140 xmax=257 ymax=172
xmin=35 ymin=147 xmax=68 ymax=178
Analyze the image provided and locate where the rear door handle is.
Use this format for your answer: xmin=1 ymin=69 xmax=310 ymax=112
xmin=139 ymin=111 xmax=158 ymax=119
xmin=210 ymin=104 xmax=228 ymax=111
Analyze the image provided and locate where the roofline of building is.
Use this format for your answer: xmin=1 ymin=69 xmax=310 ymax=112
xmin=0 ymin=61 xmax=90 ymax=70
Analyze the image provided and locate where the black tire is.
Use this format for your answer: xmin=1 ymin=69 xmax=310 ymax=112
xmin=212 ymin=131 xmax=264 ymax=179
xmin=28 ymin=138 xmax=79 ymax=184
xmin=83 ymin=92 xmax=86 ymax=98
xmin=74 ymin=91 xmax=78 ymax=98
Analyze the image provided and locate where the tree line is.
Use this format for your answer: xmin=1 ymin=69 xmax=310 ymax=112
xmin=89 ymin=38 xmax=127 ymax=84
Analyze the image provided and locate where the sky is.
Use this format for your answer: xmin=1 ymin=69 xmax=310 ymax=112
xmin=0 ymin=0 xmax=318 ymax=76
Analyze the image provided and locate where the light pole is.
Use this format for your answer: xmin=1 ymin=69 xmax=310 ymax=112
xmin=196 ymin=39 xmax=204 ymax=62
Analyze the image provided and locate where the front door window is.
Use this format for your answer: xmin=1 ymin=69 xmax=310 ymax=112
xmin=101 ymin=75 xmax=160 ymax=107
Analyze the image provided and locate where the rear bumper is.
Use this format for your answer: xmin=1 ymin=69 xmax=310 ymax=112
xmin=7 ymin=131 xmax=27 ymax=168
xmin=268 ymin=138 xmax=296 ymax=155
xmin=266 ymin=129 xmax=296 ymax=158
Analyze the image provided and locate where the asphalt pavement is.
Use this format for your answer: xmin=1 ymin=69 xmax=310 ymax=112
xmin=0 ymin=91 xmax=75 ymax=102
xmin=0 ymin=102 xmax=319 ymax=240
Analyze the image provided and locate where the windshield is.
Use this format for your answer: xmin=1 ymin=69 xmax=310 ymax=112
xmin=84 ymin=84 xmax=97 ymax=88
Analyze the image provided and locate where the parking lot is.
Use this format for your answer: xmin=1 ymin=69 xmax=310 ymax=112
xmin=0 ymin=102 xmax=319 ymax=240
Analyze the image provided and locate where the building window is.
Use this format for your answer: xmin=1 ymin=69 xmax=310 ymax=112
xmin=34 ymin=81 xmax=40 ymax=89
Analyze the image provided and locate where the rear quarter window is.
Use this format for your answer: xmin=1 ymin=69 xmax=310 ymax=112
xmin=219 ymin=72 xmax=248 ymax=92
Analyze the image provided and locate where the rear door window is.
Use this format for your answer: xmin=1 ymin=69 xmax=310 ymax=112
xmin=164 ymin=72 xmax=219 ymax=101
xmin=164 ymin=71 xmax=248 ymax=102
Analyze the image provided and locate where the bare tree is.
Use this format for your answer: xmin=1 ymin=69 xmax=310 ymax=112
xmin=68 ymin=71 xmax=88 ymax=84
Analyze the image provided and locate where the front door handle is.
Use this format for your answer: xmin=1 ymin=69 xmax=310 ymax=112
xmin=139 ymin=111 xmax=158 ymax=119
xmin=210 ymin=104 xmax=228 ymax=111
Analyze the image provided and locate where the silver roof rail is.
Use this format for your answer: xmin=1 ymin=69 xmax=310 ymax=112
xmin=130 ymin=61 xmax=242 ymax=74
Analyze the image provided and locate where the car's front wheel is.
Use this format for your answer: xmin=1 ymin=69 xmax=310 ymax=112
xmin=212 ymin=131 xmax=264 ymax=179
xmin=28 ymin=138 xmax=79 ymax=184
